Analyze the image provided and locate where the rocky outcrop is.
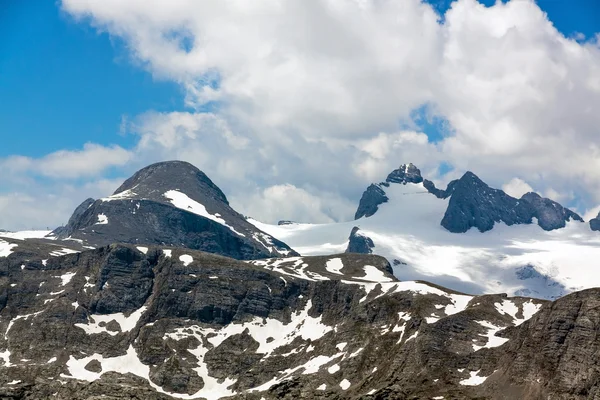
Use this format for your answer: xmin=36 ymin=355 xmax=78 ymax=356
xmin=355 ymin=183 xmax=389 ymax=219
xmin=589 ymin=212 xmax=600 ymax=231
xmin=345 ymin=226 xmax=374 ymax=254
xmin=355 ymin=163 xmax=582 ymax=234
xmin=441 ymin=172 xmax=534 ymax=233
xmin=481 ymin=288 xmax=600 ymax=399
xmin=51 ymin=161 xmax=297 ymax=260
xmin=519 ymin=192 xmax=583 ymax=230
xmin=385 ymin=162 xmax=424 ymax=185
xmin=441 ymin=172 xmax=583 ymax=233
xmin=2 ymin=242 xmax=600 ymax=399
xmin=51 ymin=197 xmax=95 ymax=238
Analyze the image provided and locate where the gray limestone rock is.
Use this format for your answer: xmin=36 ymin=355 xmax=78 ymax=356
xmin=51 ymin=161 xmax=297 ymax=260
xmin=520 ymin=192 xmax=583 ymax=231
xmin=345 ymin=226 xmax=374 ymax=254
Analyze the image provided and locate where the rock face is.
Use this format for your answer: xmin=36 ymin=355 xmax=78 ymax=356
xmin=481 ymin=288 xmax=600 ymax=399
xmin=520 ymin=192 xmax=583 ymax=230
xmin=345 ymin=226 xmax=374 ymax=254
xmin=354 ymin=184 xmax=389 ymax=220
xmin=441 ymin=173 xmax=583 ymax=233
xmin=356 ymin=163 xmax=583 ymax=233
xmin=355 ymin=163 xmax=423 ymax=219
xmin=589 ymin=212 xmax=600 ymax=231
xmin=51 ymin=161 xmax=296 ymax=260
xmin=1 ymin=241 xmax=598 ymax=399
xmin=440 ymin=172 xmax=534 ymax=233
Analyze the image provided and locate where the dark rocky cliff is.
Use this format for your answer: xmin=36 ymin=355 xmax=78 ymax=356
xmin=0 ymin=241 xmax=594 ymax=400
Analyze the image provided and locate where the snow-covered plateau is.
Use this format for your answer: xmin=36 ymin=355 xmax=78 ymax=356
xmin=250 ymin=181 xmax=600 ymax=300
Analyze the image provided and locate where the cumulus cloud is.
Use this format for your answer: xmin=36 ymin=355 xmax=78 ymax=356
xmin=0 ymin=143 xmax=132 ymax=179
xmin=4 ymin=0 xmax=600 ymax=229
xmin=502 ymin=178 xmax=534 ymax=198
xmin=235 ymin=184 xmax=356 ymax=224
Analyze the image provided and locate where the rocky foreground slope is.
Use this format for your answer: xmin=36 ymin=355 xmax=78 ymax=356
xmin=1 ymin=241 xmax=598 ymax=400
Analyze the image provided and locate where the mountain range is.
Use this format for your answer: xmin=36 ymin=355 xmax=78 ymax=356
xmin=1 ymin=160 xmax=600 ymax=399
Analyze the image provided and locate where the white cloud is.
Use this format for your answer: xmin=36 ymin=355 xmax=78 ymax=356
xmin=0 ymin=177 xmax=124 ymax=231
xmin=584 ymin=205 xmax=600 ymax=222
xmin=3 ymin=0 xmax=599 ymax=229
xmin=0 ymin=143 xmax=132 ymax=179
xmin=234 ymin=184 xmax=356 ymax=224
xmin=502 ymin=178 xmax=534 ymax=199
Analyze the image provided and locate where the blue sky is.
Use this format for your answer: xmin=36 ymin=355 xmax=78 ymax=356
xmin=1 ymin=0 xmax=598 ymax=159
xmin=0 ymin=1 xmax=184 ymax=158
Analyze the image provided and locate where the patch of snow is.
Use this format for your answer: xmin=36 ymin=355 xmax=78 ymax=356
xmin=495 ymin=299 xmax=542 ymax=326
xmin=74 ymin=306 xmax=147 ymax=336
xmin=164 ymin=190 xmax=246 ymax=237
xmin=325 ymin=258 xmax=344 ymax=275
xmin=49 ymin=247 xmax=79 ymax=257
xmin=179 ymin=255 xmax=193 ymax=266
xmin=0 ymin=230 xmax=52 ymax=240
xmin=328 ymin=364 xmax=340 ymax=374
xmin=163 ymin=249 xmax=172 ymax=258
xmin=359 ymin=265 xmax=393 ymax=282
xmin=472 ymin=321 xmax=509 ymax=351
xmin=0 ymin=240 xmax=17 ymax=258
xmin=136 ymin=246 xmax=148 ymax=254
xmin=55 ymin=272 xmax=76 ymax=286
xmin=95 ymin=214 xmax=108 ymax=225
xmin=336 ymin=342 xmax=347 ymax=351
xmin=339 ymin=379 xmax=351 ymax=390
xmin=317 ymin=384 xmax=326 ymax=390
xmin=0 ymin=349 xmax=11 ymax=367
xmin=7 ymin=380 xmax=20 ymax=385
xmin=101 ymin=188 xmax=137 ymax=201
xmin=459 ymin=370 xmax=491 ymax=386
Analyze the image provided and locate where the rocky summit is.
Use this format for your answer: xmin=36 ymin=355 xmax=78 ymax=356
xmin=50 ymin=161 xmax=296 ymax=260
xmin=356 ymin=163 xmax=583 ymax=233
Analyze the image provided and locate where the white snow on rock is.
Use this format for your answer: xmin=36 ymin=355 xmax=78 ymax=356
xmin=472 ymin=321 xmax=509 ymax=351
xmin=166 ymin=300 xmax=332 ymax=357
xmin=101 ymin=188 xmax=138 ymax=202
xmin=0 ymin=240 xmax=17 ymax=258
xmin=359 ymin=265 xmax=393 ymax=282
xmin=248 ymin=181 xmax=600 ymax=300
xmin=63 ymin=345 xmax=148 ymax=382
xmin=164 ymin=190 xmax=246 ymax=237
xmin=325 ymin=258 xmax=344 ymax=275
xmin=339 ymin=379 xmax=351 ymax=390
xmin=163 ymin=249 xmax=172 ymax=258
xmin=495 ymin=299 xmax=542 ymax=326
xmin=74 ymin=306 xmax=147 ymax=336
xmin=0 ymin=230 xmax=52 ymax=240
xmin=95 ymin=214 xmax=108 ymax=225
xmin=179 ymin=254 xmax=193 ymax=266
xmin=459 ymin=370 xmax=492 ymax=386
xmin=328 ymin=364 xmax=340 ymax=374
xmin=0 ymin=349 xmax=12 ymax=367
xmin=136 ymin=246 xmax=148 ymax=254
xmin=250 ymin=352 xmax=343 ymax=392
xmin=317 ymin=384 xmax=327 ymax=390
xmin=55 ymin=272 xmax=76 ymax=287
xmin=49 ymin=247 xmax=80 ymax=257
